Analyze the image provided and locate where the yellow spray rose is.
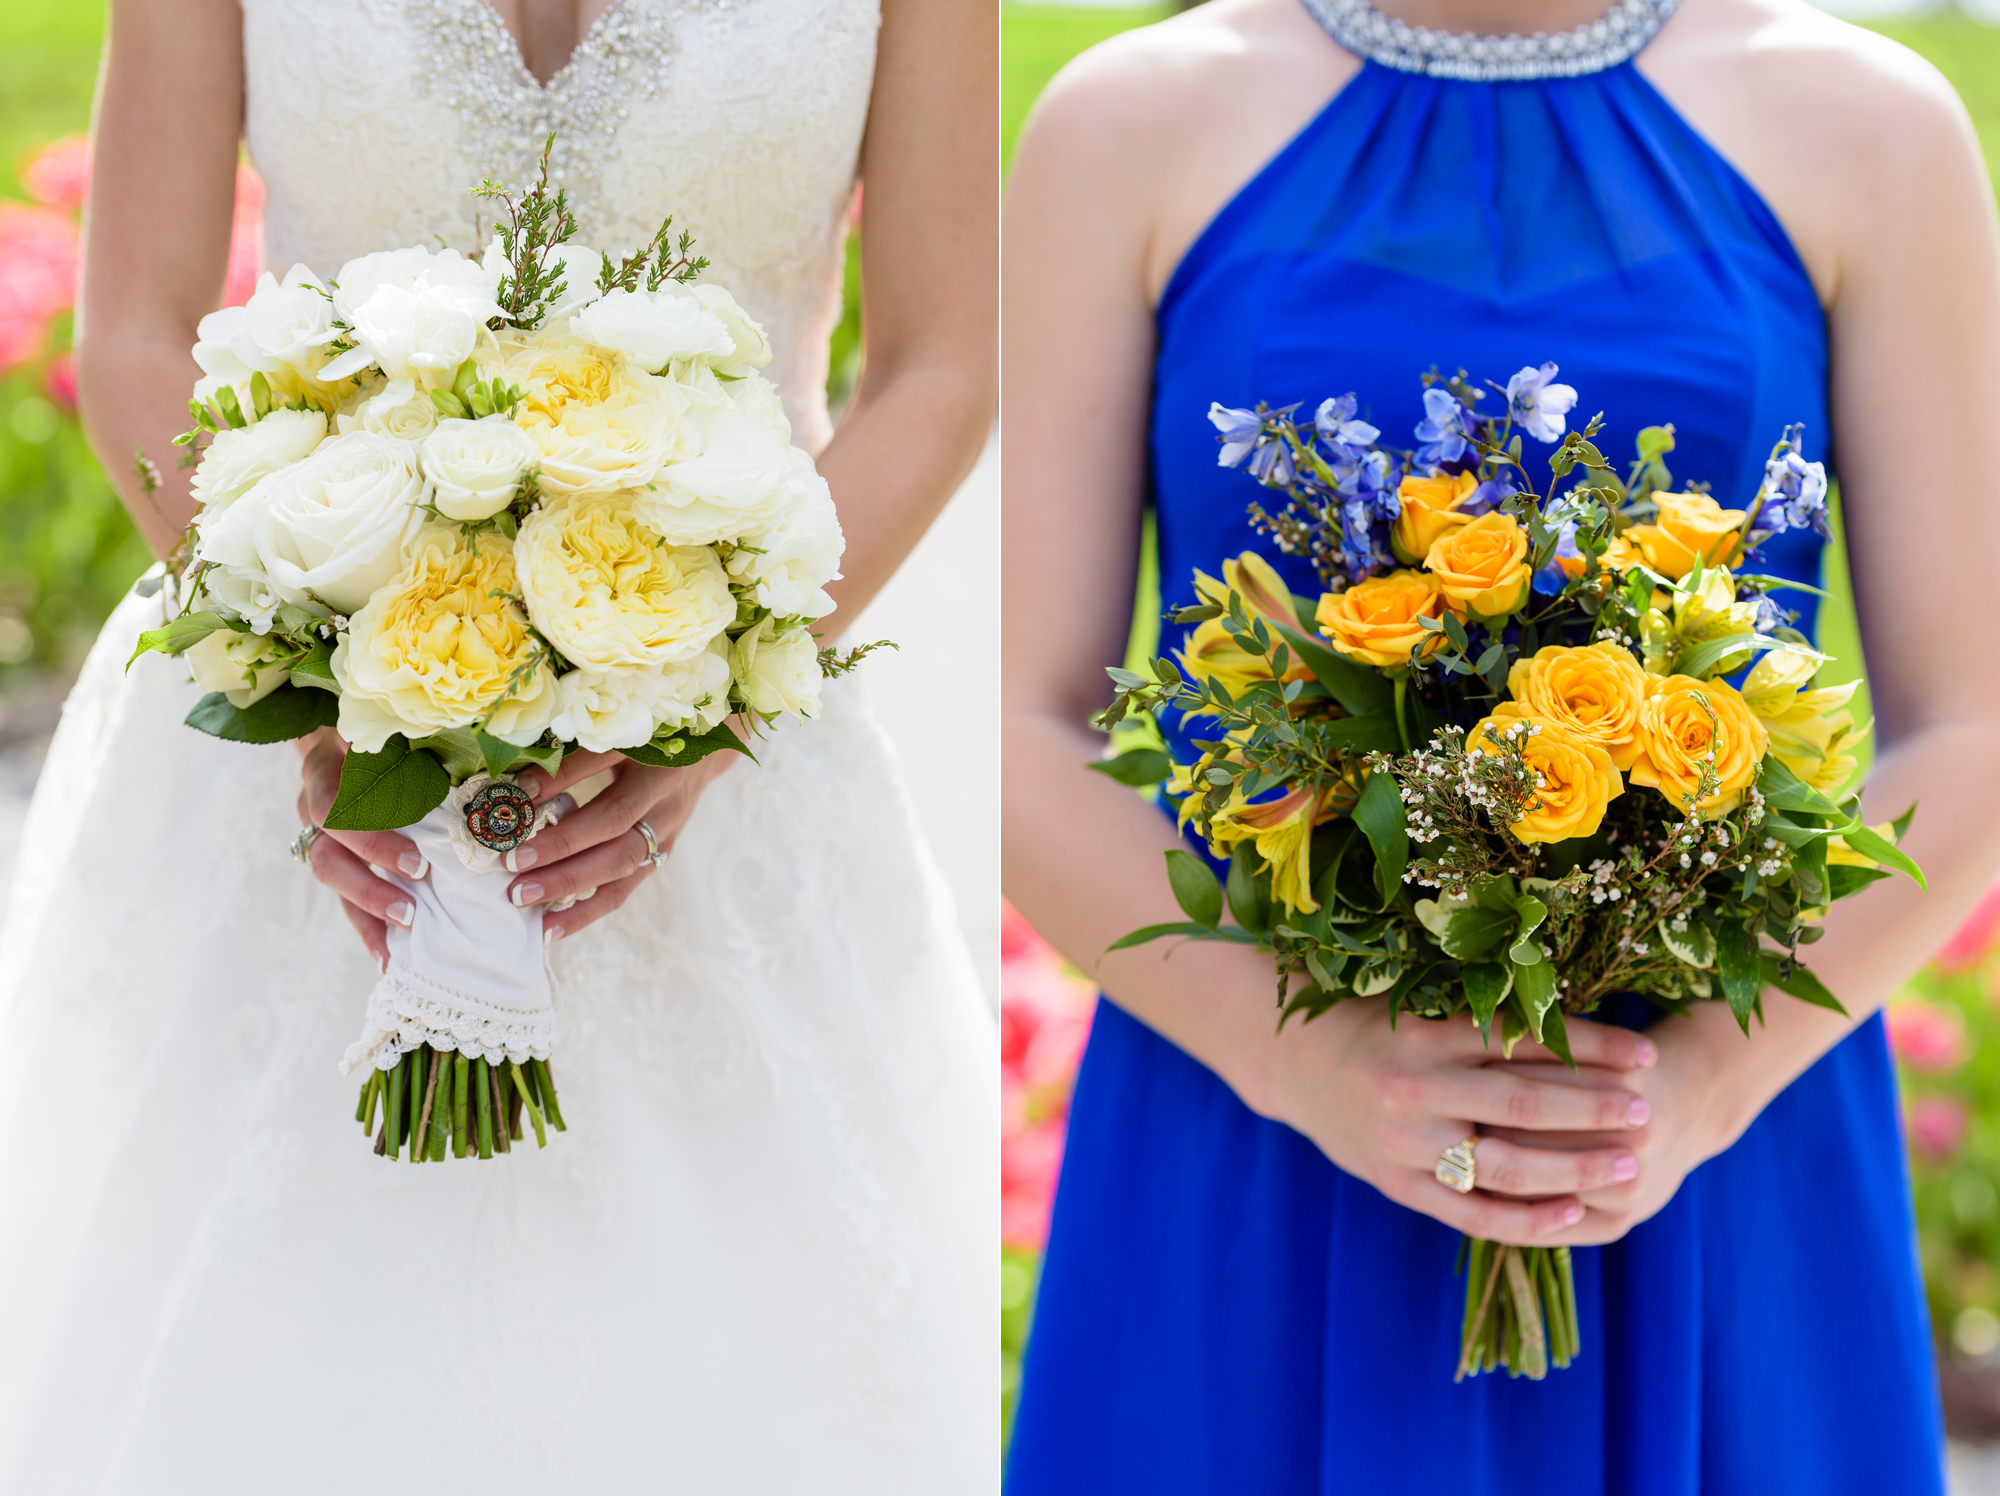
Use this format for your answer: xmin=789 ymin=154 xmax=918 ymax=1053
xmin=1391 ymin=470 xmax=1478 ymax=564
xmin=1314 ymin=569 xmax=1449 ymax=669
xmin=1554 ymin=531 xmax=1643 ymax=582
xmin=1624 ymin=492 xmax=1746 ymax=580
xmin=1628 ymin=674 xmax=1769 ymax=817
xmin=331 ymin=528 xmax=559 ymax=752
xmin=1424 ymin=511 xmax=1531 ymax=618
xmin=1504 ymin=641 xmax=1649 ymax=770
xmin=1180 ymin=551 xmax=1311 ymax=695
xmin=1741 ymin=647 xmax=1868 ymax=797
xmin=1468 ymin=708 xmax=1623 ymax=844
xmin=515 ymin=491 xmax=735 ymax=671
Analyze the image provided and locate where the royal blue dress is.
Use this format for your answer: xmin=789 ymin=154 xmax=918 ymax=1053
xmin=1005 ymin=7 xmax=1944 ymax=1492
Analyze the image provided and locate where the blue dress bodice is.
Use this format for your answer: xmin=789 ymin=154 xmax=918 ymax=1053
xmin=1007 ymin=38 xmax=1943 ymax=1496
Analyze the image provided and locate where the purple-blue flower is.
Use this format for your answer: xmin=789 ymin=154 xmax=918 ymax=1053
xmin=1532 ymin=518 xmax=1582 ymax=597
xmin=1316 ymin=394 xmax=1380 ymax=449
xmin=1750 ymin=430 xmax=1831 ymax=546
xmin=1413 ymin=387 xmax=1473 ymax=466
xmin=1247 ymin=437 xmax=1296 ymax=488
xmin=1207 ymin=402 xmax=1266 ymax=468
xmin=1505 ymin=362 xmax=1579 ymax=444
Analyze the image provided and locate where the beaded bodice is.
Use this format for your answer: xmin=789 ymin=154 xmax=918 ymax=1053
xmin=239 ymin=0 xmax=881 ymax=450
xmin=1300 ymin=0 xmax=1681 ymax=79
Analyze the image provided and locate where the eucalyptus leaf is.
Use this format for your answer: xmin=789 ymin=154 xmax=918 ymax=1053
xmin=1164 ymin=849 xmax=1224 ymax=930
xmin=1089 ymin=747 xmax=1173 ymax=788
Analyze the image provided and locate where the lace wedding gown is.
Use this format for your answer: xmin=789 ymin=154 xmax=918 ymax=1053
xmin=0 ymin=3 xmax=995 ymax=1490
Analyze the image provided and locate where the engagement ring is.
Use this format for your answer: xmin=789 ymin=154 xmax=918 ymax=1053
xmin=1436 ymin=1137 xmax=1479 ymax=1194
xmin=635 ymin=820 xmax=666 ymax=869
xmin=289 ymin=824 xmax=323 ymax=866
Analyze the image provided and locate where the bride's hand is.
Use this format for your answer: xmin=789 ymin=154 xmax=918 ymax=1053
xmin=1255 ymin=1000 xmax=1657 ymax=1246
xmin=295 ymin=727 xmax=428 ymax=972
xmin=504 ymin=745 xmax=740 ymax=941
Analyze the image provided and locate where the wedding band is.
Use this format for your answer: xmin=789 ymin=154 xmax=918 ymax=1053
xmin=290 ymin=824 xmax=323 ymax=865
xmin=635 ymin=819 xmax=666 ymax=869
xmin=1436 ymin=1137 xmax=1479 ymax=1194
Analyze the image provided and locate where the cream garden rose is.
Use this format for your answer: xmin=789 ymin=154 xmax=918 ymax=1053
xmin=515 ymin=492 xmax=735 ymax=669
xmin=721 ymin=455 xmax=845 ymax=617
xmin=731 ymin=618 xmax=823 ymax=720
xmin=689 ymin=284 xmax=772 ymax=376
xmin=336 ymin=377 xmax=441 ymax=442
xmin=634 ymin=402 xmax=792 ymax=545
xmin=570 ymin=286 xmax=734 ymax=373
xmin=421 ymin=417 xmax=541 ymax=522
xmin=320 ymin=246 xmax=506 ymax=385
xmin=497 ymin=333 xmax=686 ymax=495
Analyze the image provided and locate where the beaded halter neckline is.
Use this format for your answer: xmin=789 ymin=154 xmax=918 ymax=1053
xmin=1299 ymin=0 xmax=1683 ymax=80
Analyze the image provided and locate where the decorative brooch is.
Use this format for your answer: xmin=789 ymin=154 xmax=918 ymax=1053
xmin=463 ymin=780 xmax=537 ymax=853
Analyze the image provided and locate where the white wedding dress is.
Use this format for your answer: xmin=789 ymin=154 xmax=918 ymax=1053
xmin=0 ymin=2 xmax=995 ymax=1491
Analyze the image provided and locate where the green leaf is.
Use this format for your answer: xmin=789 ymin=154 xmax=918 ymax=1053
xmin=1353 ymin=770 xmax=1408 ymax=903
xmin=1507 ymin=896 xmax=1549 ymax=965
xmin=1759 ymin=952 xmax=1848 ymax=1015
xmin=323 ymin=736 xmax=453 ymax=831
xmin=127 ymin=611 xmax=232 ymax=669
xmin=1270 ymin=619 xmax=1393 ymax=717
xmin=619 ymin=720 xmax=758 ymax=770
xmin=1442 ymin=906 xmax=1515 ymax=962
xmin=1462 ymin=961 xmax=1513 ymax=1045
xmin=1715 ymin=917 xmax=1762 ymax=1030
xmin=1088 ymin=747 xmax=1173 ymax=788
xmin=1105 ymin=921 xmax=1224 ymax=952
xmin=1164 ymin=848 xmax=1224 ymax=930
xmin=474 ymin=728 xmax=526 ymax=778
xmin=289 ymin=638 xmax=337 ymax=690
xmin=1320 ymin=713 xmax=1403 ymax=754
xmin=1659 ymin=919 xmax=1716 ymax=969
xmin=1538 ymin=1005 xmax=1576 ymax=1068
xmin=1670 ymin=631 xmax=1781 ymax=680
xmin=409 ymin=726 xmax=485 ymax=780
xmin=1757 ymin=756 xmax=1847 ymax=819
xmin=1839 ymin=824 xmax=1926 ymax=891
xmin=1225 ymin=844 xmax=1272 ymax=938
xmin=184 ymin=682 xmax=339 ymax=744
xmin=1511 ymin=958 xmax=1558 ymax=1041
xmin=1759 ymin=811 xmax=1826 ymax=849
xmin=1826 ymin=864 xmax=1891 ymax=901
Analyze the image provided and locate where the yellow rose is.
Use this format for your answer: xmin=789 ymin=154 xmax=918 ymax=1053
xmin=1504 ymin=641 xmax=1649 ymax=770
xmin=1424 ymin=511 xmax=1531 ymax=618
xmin=1314 ymin=569 xmax=1449 ymax=669
xmin=1209 ymin=782 xmax=1338 ymax=914
xmin=1555 ymin=531 xmax=1643 ymax=582
xmin=1180 ymin=551 xmax=1311 ymax=694
xmin=331 ymin=528 xmax=559 ymax=752
xmin=1468 ymin=710 xmax=1623 ymax=844
xmin=495 ymin=330 xmax=688 ymax=496
xmin=1624 ymin=491 xmax=1746 ymax=580
xmin=515 ymin=491 xmax=735 ymax=671
xmin=1628 ymin=674 xmax=1770 ymax=817
xmin=1741 ymin=647 xmax=1868 ymax=797
xmin=1391 ymin=470 xmax=1478 ymax=565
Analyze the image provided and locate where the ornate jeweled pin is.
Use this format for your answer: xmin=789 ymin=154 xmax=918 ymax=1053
xmin=463 ymin=781 xmax=537 ymax=853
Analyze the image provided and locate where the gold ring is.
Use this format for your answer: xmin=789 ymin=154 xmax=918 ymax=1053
xmin=1436 ymin=1136 xmax=1478 ymax=1194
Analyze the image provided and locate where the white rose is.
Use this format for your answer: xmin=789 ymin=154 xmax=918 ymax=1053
xmin=632 ymin=403 xmax=791 ymax=545
xmin=726 ymin=462 xmax=844 ymax=618
xmin=228 ymin=265 xmax=339 ymax=375
xmin=192 ymin=564 xmax=295 ymax=635
xmin=690 ymin=284 xmax=773 ymax=376
xmin=548 ymin=647 xmax=730 ymax=753
xmin=723 ymin=371 xmax=793 ymax=440
xmin=189 ymin=407 xmax=327 ymax=514
xmin=320 ymin=247 xmax=504 ymax=384
xmin=570 ymin=287 xmax=733 ymax=374
xmin=184 ymin=627 xmax=295 ymax=708
xmin=197 ymin=431 xmax=427 ymax=617
xmin=731 ymin=620 xmax=822 ymax=721
xmin=332 ymin=377 xmax=441 ymax=442
xmin=500 ymin=332 xmax=686 ymax=495
xmin=421 ymin=416 xmax=540 ymax=521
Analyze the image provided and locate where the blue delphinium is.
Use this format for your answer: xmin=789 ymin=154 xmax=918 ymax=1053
xmin=1208 ymin=402 xmax=1270 ymax=468
xmin=1413 ymin=386 xmax=1474 ymax=466
xmin=1505 ymin=362 xmax=1579 ymax=443
xmin=1316 ymin=394 xmax=1381 ymax=449
xmin=1748 ymin=424 xmax=1830 ymax=547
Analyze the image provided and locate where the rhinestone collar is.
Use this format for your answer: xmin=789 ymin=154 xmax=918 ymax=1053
xmin=1299 ymin=0 xmax=1682 ymax=80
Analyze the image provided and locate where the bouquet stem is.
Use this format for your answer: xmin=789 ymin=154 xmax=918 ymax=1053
xmin=356 ymin=1043 xmax=566 ymax=1162
xmin=1455 ymin=1238 xmax=1578 ymax=1380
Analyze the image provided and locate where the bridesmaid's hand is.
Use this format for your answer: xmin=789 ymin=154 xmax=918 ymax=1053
xmin=1258 ymin=1001 xmax=1657 ymax=1247
xmin=294 ymin=726 xmax=427 ymax=972
xmin=504 ymin=744 xmax=740 ymax=942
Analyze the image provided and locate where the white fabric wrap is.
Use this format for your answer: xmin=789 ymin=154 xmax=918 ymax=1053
xmin=339 ymin=776 xmax=559 ymax=1074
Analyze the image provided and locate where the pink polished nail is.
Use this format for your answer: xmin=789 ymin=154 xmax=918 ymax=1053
xmin=1562 ymin=1204 xmax=1583 ymax=1225
xmin=1628 ymin=1098 xmax=1651 ymax=1126
xmin=1613 ymin=1155 xmax=1638 ymax=1182
xmin=544 ymin=925 xmax=564 ymax=946
xmin=1632 ymin=1037 xmax=1658 ymax=1067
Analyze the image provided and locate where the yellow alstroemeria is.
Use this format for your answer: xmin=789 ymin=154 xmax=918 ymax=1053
xmin=1741 ymin=647 xmax=1869 ymax=797
xmin=1636 ymin=565 xmax=1763 ymax=677
xmin=1179 ymin=551 xmax=1311 ymax=696
xmin=1208 ymin=781 xmax=1342 ymax=915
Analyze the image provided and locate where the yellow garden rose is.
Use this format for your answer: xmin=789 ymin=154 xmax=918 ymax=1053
xmin=1624 ymin=491 xmax=1746 ymax=580
xmin=515 ymin=491 xmax=735 ymax=670
xmin=1391 ymin=470 xmax=1478 ymax=564
xmin=494 ymin=331 xmax=687 ymax=496
xmin=1628 ymin=674 xmax=1770 ymax=817
xmin=1180 ymin=551 xmax=1312 ymax=694
xmin=1314 ymin=569 xmax=1449 ymax=669
xmin=331 ymin=528 xmax=559 ymax=752
xmin=1468 ymin=710 xmax=1623 ymax=844
xmin=1424 ymin=511 xmax=1531 ymax=617
xmin=1504 ymin=641 xmax=1649 ymax=770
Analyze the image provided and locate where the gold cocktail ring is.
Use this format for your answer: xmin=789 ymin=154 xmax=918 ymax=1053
xmin=1435 ymin=1136 xmax=1479 ymax=1194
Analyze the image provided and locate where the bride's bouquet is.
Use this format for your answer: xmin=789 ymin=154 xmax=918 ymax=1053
xmin=1094 ymin=364 xmax=1924 ymax=1379
xmin=133 ymin=145 xmax=882 ymax=1163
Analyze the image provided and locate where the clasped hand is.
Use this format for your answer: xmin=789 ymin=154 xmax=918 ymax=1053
xmin=292 ymin=727 xmax=736 ymax=969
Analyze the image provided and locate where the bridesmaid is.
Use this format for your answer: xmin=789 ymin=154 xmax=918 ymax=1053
xmin=1002 ymin=0 xmax=2000 ymax=1489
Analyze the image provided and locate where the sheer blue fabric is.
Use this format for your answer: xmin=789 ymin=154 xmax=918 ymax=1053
xmin=1006 ymin=57 xmax=1944 ymax=1495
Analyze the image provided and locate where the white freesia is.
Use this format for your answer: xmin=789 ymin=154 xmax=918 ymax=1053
xmin=320 ymin=247 xmax=504 ymax=385
xmin=731 ymin=619 xmax=822 ymax=720
xmin=184 ymin=627 xmax=296 ymax=708
xmin=549 ymin=648 xmax=732 ymax=752
xmin=333 ymin=377 xmax=441 ymax=442
xmin=689 ymin=284 xmax=773 ymax=376
xmin=197 ymin=431 xmax=427 ymax=618
xmin=497 ymin=332 xmax=686 ymax=495
xmin=631 ymin=402 xmax=790 ymax=545
xmin=421 ymin=416 xmax=540 ymax=521
xmin=189 ymin=407 xmax=327 ymax=513
xmin=726 ymin=465 xmax=844 ymax=618
xmin=227 ymin=265 xmax=340 ymax=374
xmin=571 ymin=286 xmax=734 ymax=373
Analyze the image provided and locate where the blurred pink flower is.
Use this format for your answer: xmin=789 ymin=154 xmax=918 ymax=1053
xmin=222 ymin=166 xmax=266 ymax=308
xmin=1908 ymin=1095 xmax=1970 ymax=1163
xmin=22 ymin=135 xmax=89 ymax=212
xmin=1939 ymin=876 xmax=2000 ymax=974
xmin=1888 ymin=998 xmax=1967 ymax=1074
xmin=1000 ymin=901 xmax=1095 ymax=1251
xmin=42 ymin=351 xmax=75 ymax=410
xmin=0 ymin=202 xmax=78 ymax=371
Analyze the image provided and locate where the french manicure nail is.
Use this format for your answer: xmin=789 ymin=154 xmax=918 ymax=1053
xmin=1633 ymin=1038 xmax=1657 ymax=1067
xmin=377 ymin=951 xmax=389 ymax=974
xmin=512 ymin=880 xmax=544 ymax=908
xmin=1628 ymin=1098 xmax=1651 ymax=1126
xmin=369 ymin=863 xmax=389 ymax=880
xmin=506 ymin=845 xmax=539 ymax=873
xmin=387 ymin=901 xmax=414 ymax=928
xmin=1562 ymin=1204 xmax=1583 ymax=1226
xmin=1613 ymin=1155 xmax=1638 ymax=1182
xmin=544 ymin=925 xmax=564 ymax=946
xmin=398 ymin=852 xmax=428 ymax=879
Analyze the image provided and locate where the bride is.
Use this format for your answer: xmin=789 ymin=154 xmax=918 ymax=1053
xmin=0 ymin=1 xmax=995 ymax=1490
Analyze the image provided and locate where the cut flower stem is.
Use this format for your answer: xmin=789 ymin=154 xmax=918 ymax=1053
xmin=355 ymin=1042 xmax=563 ymax=1162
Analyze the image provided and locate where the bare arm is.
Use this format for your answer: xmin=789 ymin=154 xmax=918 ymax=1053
xmin=75 ymin=0 xmax=244 ymax=558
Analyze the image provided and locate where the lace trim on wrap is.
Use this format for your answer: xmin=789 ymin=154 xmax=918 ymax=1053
xmin=405 ymin=0 xmax=692 ymax=230
xmin=1300 ymin=0 xmax=1682 ymax=80
xmin=340 ymin=957 xmax=559 ymax=1073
